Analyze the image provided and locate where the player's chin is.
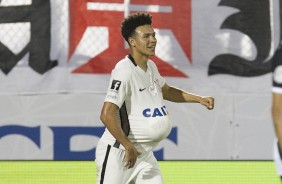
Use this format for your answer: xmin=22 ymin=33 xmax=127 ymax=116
xmin=148 ymin=51 xmax=155 ymax=56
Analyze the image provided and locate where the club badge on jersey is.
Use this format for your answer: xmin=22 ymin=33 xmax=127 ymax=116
xmin=148 ymin=73 xmax=162 ymax=96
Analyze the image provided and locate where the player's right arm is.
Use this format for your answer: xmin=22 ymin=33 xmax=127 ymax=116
xmin=100 ymin=101 xmax=139 ymax=169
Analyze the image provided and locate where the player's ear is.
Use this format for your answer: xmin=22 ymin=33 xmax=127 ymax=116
xmin=128 ymin=37 xmax=135 ymax=47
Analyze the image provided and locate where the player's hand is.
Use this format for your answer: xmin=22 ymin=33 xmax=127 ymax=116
xmin=123 ymin=144 xmax=141 ymax=169
xmin=200 ymin=96 xmax=214 ymax=110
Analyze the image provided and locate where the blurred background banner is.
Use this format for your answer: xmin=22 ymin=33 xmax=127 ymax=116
xmin=0 ymin=0 xmax=278 ymax=160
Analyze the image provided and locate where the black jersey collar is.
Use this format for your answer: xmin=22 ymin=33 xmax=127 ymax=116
xmin=128 ymin=54 xmax=137 ymax=67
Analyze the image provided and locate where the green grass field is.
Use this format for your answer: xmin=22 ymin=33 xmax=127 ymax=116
xmin=0 ymin=161 xmax=281 ymax=184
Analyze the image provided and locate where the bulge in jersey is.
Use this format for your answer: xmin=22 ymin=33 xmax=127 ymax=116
xmin=104 ymin=56 xmax=173 ymax=152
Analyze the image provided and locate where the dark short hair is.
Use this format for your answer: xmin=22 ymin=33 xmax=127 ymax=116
xmin=121 ymin=12 xmax=152 ymax=44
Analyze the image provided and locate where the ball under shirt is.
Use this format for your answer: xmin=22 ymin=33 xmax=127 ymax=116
xmin=101 ymin=55 xmax=172 ymax=153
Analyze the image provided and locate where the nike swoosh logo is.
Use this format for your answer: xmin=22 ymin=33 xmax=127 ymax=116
xmin=139 ymin=88 xmax=146 ymax=92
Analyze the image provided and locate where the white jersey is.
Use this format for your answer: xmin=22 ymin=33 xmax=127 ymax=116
xmin=272 ymin=47 xmax=282 ymax=177
xmin=101 ymin=55 xmax=172 ymax=152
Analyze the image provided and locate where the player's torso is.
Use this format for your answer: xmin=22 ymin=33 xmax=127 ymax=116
xmin=102 ymin=57 xmax=172 ymax=151
xmin=126 ymin=64 xmax=164 ymax=118
xmin=124 ymin=62 xmax=172 ymax=148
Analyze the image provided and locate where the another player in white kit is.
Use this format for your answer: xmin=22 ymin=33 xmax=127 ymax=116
xmin=95 ymin=12 xmax=214 ymax=184
xmin=272 ymin=44 xmax=282 ymax=180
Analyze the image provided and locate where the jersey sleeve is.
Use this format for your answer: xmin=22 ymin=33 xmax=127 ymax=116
xmin=272 ymin=47 xmax=282 ymax=94
xmin=104 ymin=67 xmax=131 ymax=108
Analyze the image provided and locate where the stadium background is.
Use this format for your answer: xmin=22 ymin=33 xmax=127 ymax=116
xmin=0 ymin=0 xmax=280 ymax=183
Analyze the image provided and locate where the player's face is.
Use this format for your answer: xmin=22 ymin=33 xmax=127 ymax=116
xmin=131 ymin=25 xmax=157 ymax=57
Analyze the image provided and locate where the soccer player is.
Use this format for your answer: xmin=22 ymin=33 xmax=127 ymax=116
xmin=95 ymin=12 xmax=214 ymax=184
xmin=272 ymin=43 xmax=282 ymax=180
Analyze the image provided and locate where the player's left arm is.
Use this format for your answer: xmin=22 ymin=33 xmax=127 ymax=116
xmin=162 ymin=83 xmax=214 ymax=110
xmin=272 ymin=93 xmax=282 ymax=147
